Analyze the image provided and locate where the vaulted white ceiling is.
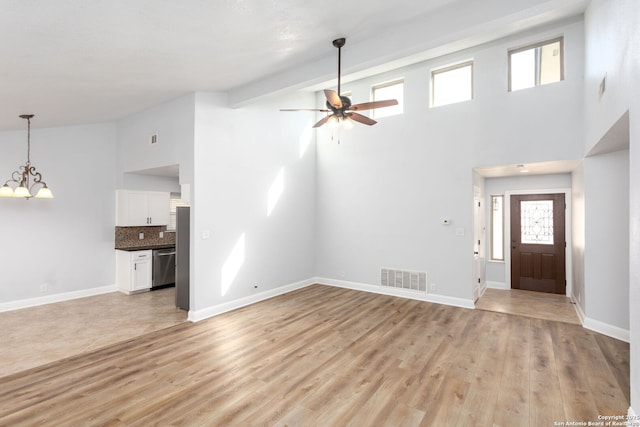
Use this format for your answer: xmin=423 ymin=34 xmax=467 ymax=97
xmin=0 ymin=0 xmax=589 ymax=131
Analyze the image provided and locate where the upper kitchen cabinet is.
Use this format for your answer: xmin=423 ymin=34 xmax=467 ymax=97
xmin=116 ymin=190 xmax=170 ymax=226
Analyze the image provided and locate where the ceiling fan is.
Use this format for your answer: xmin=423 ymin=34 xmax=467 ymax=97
xmin=281 ymin=38 xmax=398 ymax=128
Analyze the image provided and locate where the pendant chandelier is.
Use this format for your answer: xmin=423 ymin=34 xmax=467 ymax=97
xmin=0 ymin=114 xmax=53 ymax=199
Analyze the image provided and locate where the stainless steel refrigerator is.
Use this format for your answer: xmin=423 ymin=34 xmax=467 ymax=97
xmin=175 ymin=206 xmax=190 ymax=310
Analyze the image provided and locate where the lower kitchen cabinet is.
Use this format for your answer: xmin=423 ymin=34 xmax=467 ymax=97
xmin=116 ymin=250 xmax=152 ymax=294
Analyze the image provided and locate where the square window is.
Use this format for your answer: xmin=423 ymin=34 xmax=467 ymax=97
xmin=371 ymin=79 xmax=403 ymax=119
xmin=431 ymin=61 xmax=473 ymax=107
xmin=509 ymin=37 xmax=564 ymax=91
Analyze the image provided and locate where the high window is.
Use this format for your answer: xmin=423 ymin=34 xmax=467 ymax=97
xmin=509 ymin=37 xmax=564 ymax=91
xmin=431 ymin=61 xmax=473 ymax=107
xmin=371 ymin=79 xmax=404 ymax=119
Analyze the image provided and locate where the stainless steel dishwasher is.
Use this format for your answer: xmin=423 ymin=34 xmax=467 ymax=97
xmin=152 ymin=247 xmax=176 ymax=289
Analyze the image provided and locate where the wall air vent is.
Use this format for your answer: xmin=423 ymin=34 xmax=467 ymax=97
xmin=150 ymin=133 xmax=158 ymax=145
xmin=380 ymin=268 xmax=428 ymax=293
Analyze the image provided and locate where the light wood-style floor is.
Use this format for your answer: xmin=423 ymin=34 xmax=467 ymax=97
xmin=476 ymin=287 xmax=581 ymax=325
xmin=0 ymin=287 xmax=186 ymax=377
xmin=0 ymin=284 xmax=629 ymax=426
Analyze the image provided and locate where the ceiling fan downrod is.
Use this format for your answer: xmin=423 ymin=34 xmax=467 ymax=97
xmin=332 ymin=38 xmax=346 ymax=96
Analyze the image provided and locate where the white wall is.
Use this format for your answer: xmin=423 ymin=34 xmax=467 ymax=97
xmin=0 ymin=123 xmax=117 ymax=304
xmin=120 ymin=174 xmax=181 ymax=193
xmin=117 ymin=93 xmax=195 ymax=189
xmin=571 ymin=162 xmax=586 ymax=314
xmin=583 ymin=149 xmax=629 ymax=334
xmin=569 ymin=149 xmax=629 ymax=341
xmin=584 ymin=0 xmax=640 ymax=412
xmin=484 ymin=173 xmax=572 ymax=287
xmin=631 ymin=77 xmax=640 ymax=415
xmin=191 ymin=91 xmax=317 ymax=315
xmin=584 ymin=0 xmax=635 ymax=153
xmin=315 ymin=19 xmax=584 ymax=303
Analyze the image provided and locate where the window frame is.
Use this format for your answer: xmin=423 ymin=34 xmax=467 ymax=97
xmin=430 ymin=60 xmax=474 ymax=108
xmin=508 ymin=36 xmax=564 ymax=92
xmin=168 ymin=193 xmax=189 ymax=231
xmin=371 ymin=78 xmax=404 ymax=119
xmin=490 ymin=194 xmax=504 ymax=261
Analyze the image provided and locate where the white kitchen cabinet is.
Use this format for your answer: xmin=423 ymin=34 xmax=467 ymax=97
xmin=116 ymin=190 xmax=170 ymax=226
xmin=116 ymin=250 xmax=153 ymax=294
xmin=147 ymin=192 xmax=170 ymax=225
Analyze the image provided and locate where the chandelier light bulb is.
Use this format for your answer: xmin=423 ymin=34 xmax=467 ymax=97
xmin=14 ymin=186 xmax=31 ymax=198
xmin=35 ymin=185 xmax=53 ymax=199
xmin=0 ymin=184 xmax=14 ymax=197
xmin=342 ymin=116 xmax=355 ymax=130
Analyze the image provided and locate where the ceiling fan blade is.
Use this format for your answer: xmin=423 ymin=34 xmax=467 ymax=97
xmin=324 ymin=89 xmax=343 ymax=109
xmin=280 ymin=108 xmax=330 ymax=112
xmin=349 ymin=99 xmax=398 ymax=111
xmin=348 ymin=112 xmax=377 ymax=126
xmin=312 ymin=115 xmax=333 ymax=128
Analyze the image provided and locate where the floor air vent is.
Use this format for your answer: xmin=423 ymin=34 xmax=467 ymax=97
xmin=381 ymin=268 xmax=428 ymax=292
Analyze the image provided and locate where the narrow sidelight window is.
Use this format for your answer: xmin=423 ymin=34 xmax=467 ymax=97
xmin=491 ymin=195 xmax=504 ymax=261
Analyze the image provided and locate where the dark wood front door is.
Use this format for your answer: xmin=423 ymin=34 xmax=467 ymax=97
xmin=510 ymin=193 xmax=566 ymax=294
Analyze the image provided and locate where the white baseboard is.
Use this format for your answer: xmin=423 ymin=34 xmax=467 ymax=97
xmin=187 ymin=278 xmax=316 ymax=322
xmin=486 ymin=281 xmax=507 ymax=290
xmin=566 ymin=296 xmax=629 ymax=342
xmin=314 ymin=277 xmax=475 ymax=310
xmin=188 ymin=277 xmax=475 ymax=322
xmin=572 ymin=296 xmax=586 ymax=324
xmin=629 ymin=407 xmax=637 ymax=422
xmin=583 ymin=316 xmax=630 ymax=343
xmin=0 ymin=285 xmax=118 ymax=313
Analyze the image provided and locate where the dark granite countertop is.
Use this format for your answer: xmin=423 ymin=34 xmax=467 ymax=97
xmin=115 ymin=244 xmax=176 ymax=251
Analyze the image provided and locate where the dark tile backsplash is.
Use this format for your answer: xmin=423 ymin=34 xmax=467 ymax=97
xmin=115 ymin=226 xmax=175 ymax=249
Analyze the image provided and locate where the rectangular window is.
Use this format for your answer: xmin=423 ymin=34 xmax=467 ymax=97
xmin=372 ymin=79 xmax=403 ymax=119
xmin=491 ymin=195 xmax=504 ymax=261
xmin=509 ymin=37 xmax=564 ymax=91
xmin=168 ymin=193 xmax=189 ymax=231
xmin=431 ymin=61 xmax=473 ymax=107
xmin=520 ymin=200 xmax=554 ymax=245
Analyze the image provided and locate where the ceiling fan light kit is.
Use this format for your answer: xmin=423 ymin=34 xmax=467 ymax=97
xmin=281 ymin=37 xmax=398 ymax=130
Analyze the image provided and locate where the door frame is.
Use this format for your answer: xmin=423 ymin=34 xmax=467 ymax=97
xmin=473 ymin=185 xmax=486 ymax=301
xmin=504 ymin=188 xmax=572 ymax=296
